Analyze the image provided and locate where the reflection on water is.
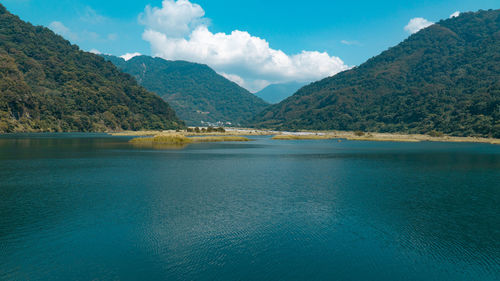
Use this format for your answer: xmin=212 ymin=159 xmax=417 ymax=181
xmin=130 ymin=142 xmax=189 ymax=150
xmin=0 ymin=134 xmax=499 ymax=281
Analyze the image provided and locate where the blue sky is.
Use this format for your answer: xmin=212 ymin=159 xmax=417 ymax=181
xmin=3 ymin=0 xmax=499 ymax=91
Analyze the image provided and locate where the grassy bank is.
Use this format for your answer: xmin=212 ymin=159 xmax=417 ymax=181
xmin=129 ymin=134 xmax=251 ymax=148
xmin=271 ymin=131 xmax=499 ymax=144
xmin=340 ymin=132 xmax=500 ymax=144
xmin=130 ymin=134 xmax=192 ymax=145
xmin=111 ymin=128 xmax=275 ymax=137
xmin=114 ymin=128 xmax=500 ymax=145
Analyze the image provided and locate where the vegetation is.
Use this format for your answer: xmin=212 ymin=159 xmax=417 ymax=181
xmin=0 ymin=5 xmax=183 ymax=133
xmin=129 ymin=134 xmax=251 ymax=146
xmin=130 ymin=134 xmax=191 ymax=145
xmin=103 ymin=55 xmax=269 ymax=126
xmin=253 ymin=10 xmax=500 ymax=138
xmin=110 ymin=128 xmax=275 ymax=137
xmin=187 ymin=127 xmax=225 ymax=133
xmin=428 ymin=130 xmax=445 ymax=137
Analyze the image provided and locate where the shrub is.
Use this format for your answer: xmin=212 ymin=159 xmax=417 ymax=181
xmin=428 ymin=130 xmax=444 ymax=137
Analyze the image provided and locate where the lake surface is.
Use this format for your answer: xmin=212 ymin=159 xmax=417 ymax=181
xmin=0 ymin=134 xmax=499 ymax=281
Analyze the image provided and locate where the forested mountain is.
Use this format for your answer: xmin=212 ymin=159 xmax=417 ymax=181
xmin=0 ymin=4 xmax=182 ymax=133
xmin=253 ymin=9 xmax=500 ymax=138
xmin=255 ymin=82 xmax=308 ymax=104
xmin=104 ymin=55 xmax=269 ymax=126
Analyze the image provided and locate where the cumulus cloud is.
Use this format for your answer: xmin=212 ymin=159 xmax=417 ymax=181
xmin=139 ymin=0 xmax=348 ymax=92
xmin=49 ymin=21 xmax=78 ymax=41
xmin=121 ymin=52 xmax=142 ymax=61
xmin=404 ymin=17 xmax=434 ymax=34
xmin=139 ymin=0 xmax=207 ymax=38
xmin=449 ymin=11 xmax=460 ymax=18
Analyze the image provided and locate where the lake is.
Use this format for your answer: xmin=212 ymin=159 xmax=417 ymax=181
xmin=0 ymin=134 xmax=499 ymax=280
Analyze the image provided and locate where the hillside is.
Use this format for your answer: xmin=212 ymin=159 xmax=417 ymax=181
xmin=255 ymin=82 xmax=308 ymax=104
xmin=0 ymin=4 xmax=182 ymax=133
xmin=104 ymin=55 xmax=269 ymax=126
xmin=253 ymin=10 xmax=500 ymax=138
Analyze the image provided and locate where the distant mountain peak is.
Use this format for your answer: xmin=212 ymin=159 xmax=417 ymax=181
xmin=255 ymin=82 xmax=309 ymax=104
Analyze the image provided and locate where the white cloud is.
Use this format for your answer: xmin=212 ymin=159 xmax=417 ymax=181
xmin=220 ymin=73 xmax=245 ymax=87
xmin=140 ymin=0 xmax=348 ymax=92
xmin=49 ymin=21 xmax=120 ymax=44
xmin=80 ymin=6 xmax=108 ymax=24
xmin=340 ymin=40 xmax=360 ymax=46
xmin=449 ymin=11 xmax=460 ymax=18
xmin=82 ymin=30 xmax=100 ymax=41
xmin=220 ymin=73 xmax=271 ymax=92
xmin=89 ymin=48 xmax=101 ymax=54
xmin=49 ymin=21 xmax=78 ymax=41
xmin=404 ymin=17 xmax=434 ymax=34
xmin=120 ymin=52 xmax=142 ymax=61
xmin=139 ymin=0 xmax=207 ymax=38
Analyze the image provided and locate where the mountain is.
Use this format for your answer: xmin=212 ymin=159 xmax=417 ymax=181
xmin=253 ymin=10 xmax=500 ymax=138
xmin=255 ymin=82 xmax=308 ymax=104
xmin=103 ymin=55 xmax=269 ymax=126
xmin=0 ymin=4 xmax=182 ymax=133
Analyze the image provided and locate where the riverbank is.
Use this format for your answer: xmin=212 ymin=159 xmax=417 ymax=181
xmin=111 ymin=128 xmax=276 ymax=137
xmin=109 ymin=128 xmax=500 ymax=145
xmin=324 ymin=131 xmax=500 ymax=144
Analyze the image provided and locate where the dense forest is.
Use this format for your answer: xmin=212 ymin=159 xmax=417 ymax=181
xmin=0 ymin=4 xmax=183 ymax=133
xmin=253 ymin=10 xmax=500 ymax=138
xmin=104 ymin=55 xmax=269 ymax=126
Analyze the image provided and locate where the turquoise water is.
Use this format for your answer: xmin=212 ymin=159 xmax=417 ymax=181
xmin=0 ymin=134 xmax=499 ymax=280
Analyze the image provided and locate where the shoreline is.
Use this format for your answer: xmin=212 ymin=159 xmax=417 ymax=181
xmin=1 ymin=129 xmax=497 ymax=145
xmin=109 ymin=128 xmax=500 ymax=145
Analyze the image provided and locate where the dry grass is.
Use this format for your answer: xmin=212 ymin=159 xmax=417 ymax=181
xmin=272 ymin=130 xmax=499 ymax=144
xmin=118 ymin=128 xmax=499 ymax=145
xmin=330 ymin=132 xmax=499 ymax=144
xmin=345 ymin=136 xmax=421 ymax=142
xmin=111 ymin=128 xmax=275 ymax=137
xmin=130 ymin=134 xmax=192 ymax=145
xmin=129 ymin=134 xmax=251 ymax=149
xmin=272 ymin=134 xmax=336 ymax=140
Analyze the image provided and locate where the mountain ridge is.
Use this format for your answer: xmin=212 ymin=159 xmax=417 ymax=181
xmin=253 ymin=9 xmax=500 ymax=138
xmin=0 ymin=4 xmax=183 ymax=133
xmin=104 ymin=55 xmax=269 ymax=126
